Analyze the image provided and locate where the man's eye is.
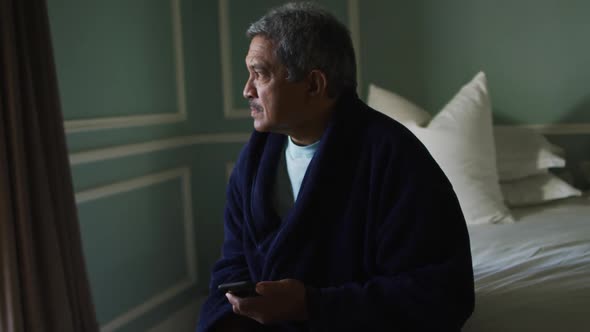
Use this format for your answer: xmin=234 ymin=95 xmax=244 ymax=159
xmin=255 ymin=71 xmax=268 ymax=79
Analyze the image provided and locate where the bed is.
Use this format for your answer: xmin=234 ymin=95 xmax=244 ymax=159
xmin=366 ymin=70 xmax=590 ymax=331
xmin=464 ymin=194 xmax=590 ymax=332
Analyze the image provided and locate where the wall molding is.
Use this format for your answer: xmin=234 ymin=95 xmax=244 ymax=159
xmin=69 ymin=132 xmax=251 ymax=166
xmin=146 ymin=297 xmax=206 ymax=332
xmin=218 ymin=0 xmax=364 ymax=118
xmin=75 ymin=167 xmax=197 ymax=332
xmin=101 ymin=280 xmax=194 ymax=332
xmin=64 ymin=0 xmax=187 ymax=133
xmin=498 ymin=123 xmax=590 ymax=135
xmin=218 ymin=0 xmax=248 ymax=119
xmin=348 ymin=0 xmax=362 ymax=95
xmin=68 ymin=120 xmax=590 ymax=167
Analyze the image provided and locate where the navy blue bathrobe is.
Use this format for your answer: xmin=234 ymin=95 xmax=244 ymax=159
xmin=197 ymin=94 xmax=475 ymax=331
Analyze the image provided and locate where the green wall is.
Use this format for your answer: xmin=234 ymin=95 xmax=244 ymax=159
xmin=48 ymin=0 xmax=590 ymax=330
xmin=360 ymin=0 xmax=590 ymax=187
xmin=360 ymin=0 xmax=590 ymax=124
xmin=48 ymin=0 xmax=251 ymax=330
xmin=48 ymin=0 xmax=350 ymax=331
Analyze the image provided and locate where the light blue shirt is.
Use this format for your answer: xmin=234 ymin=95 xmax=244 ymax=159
xmin=285 ymin=137 xmax=320 ymax=200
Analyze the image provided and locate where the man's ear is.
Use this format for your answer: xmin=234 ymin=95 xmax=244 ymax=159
xmin=307 ymin=70 xmax=328 ymax=97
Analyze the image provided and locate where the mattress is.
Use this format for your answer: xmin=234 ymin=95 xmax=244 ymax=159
xmin=463 ymin=195 xmax=590 ymax=332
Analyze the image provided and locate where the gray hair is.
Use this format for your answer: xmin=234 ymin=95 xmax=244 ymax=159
xmin=246 ymin=2 xmax=357 ymax=98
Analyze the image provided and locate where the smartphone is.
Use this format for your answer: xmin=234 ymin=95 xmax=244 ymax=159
xmin=218 ymin=281 xmax=259 ymax=297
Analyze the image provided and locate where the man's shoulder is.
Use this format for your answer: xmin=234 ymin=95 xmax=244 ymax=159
xmin=356 ymin=101 xmax=424 ymax=153
xmin=353 ymin=100 xmax=447 ymax=182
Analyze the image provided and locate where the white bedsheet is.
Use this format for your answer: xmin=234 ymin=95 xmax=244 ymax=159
xmin=463 ymin=195 xmax=590 ymax=332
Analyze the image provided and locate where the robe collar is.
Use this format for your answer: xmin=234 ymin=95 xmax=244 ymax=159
xmin=245 ymin=93 xmax=368 ymax=278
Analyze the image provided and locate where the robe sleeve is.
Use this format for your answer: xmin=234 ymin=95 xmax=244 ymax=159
xmin=196 ymin=158 xmax=260 ymax=332
xmin=306 ymin=151 xmax=475 ymax=332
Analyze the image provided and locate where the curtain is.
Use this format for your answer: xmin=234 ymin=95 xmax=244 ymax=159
xmin=0 ymin=0 xmax=99 ymax=330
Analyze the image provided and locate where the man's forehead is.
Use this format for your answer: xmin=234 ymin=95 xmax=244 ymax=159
xmin=245 ymin=52 xmax=273 ymax=67
xmin=246 ymin=57 xmax=270 ymax=71
xmin=245 ymin=36 xmax=275 ymax=62
xmin=248 ymin=35 xmax=274 ymax=51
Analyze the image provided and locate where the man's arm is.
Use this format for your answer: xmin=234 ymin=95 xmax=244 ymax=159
xmin=304 ymin=182 xmax=475 ymax=331
xmin=222 ymin=181 xmax=474 ymax=331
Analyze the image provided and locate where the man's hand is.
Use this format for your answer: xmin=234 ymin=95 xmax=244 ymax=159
xmin=225 ymin=278 xmax=308 ymax=325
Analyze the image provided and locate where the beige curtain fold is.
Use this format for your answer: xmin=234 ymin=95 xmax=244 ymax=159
xmin=0 ymin=0 xmax=99 ymax=330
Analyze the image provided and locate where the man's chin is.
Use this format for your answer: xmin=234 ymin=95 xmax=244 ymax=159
xmin=253 ymin=121 xmax=271 ymax=133
xmin=253 ymin=120 xmax=285 ymax=134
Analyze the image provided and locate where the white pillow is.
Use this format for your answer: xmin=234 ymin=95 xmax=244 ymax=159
xmin=494 ymin=127 xmax=566 ymax=181
xmin=408 ymin=72 xmax=513 ymax=225
xmin=501 ymin=172 xmax=582 ymax=207
xmin=367 ymin=83 xmax=432 ymax=126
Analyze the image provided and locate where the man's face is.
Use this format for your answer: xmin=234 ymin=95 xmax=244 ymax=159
xmin=243 ymin=36 xmax=308 ymax=134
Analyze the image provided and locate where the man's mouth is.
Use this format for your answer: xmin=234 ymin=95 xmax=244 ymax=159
xmin=249 ymin=102 xmax=263 ymax=114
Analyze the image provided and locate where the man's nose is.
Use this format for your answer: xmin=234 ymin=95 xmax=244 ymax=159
xmin=243 ymin=78 xmax=257 ymax=99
